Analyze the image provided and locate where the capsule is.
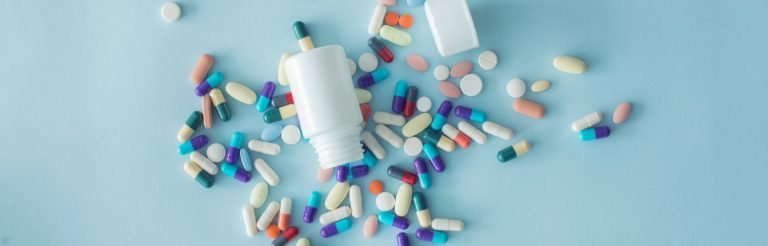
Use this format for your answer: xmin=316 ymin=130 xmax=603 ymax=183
xmin=579 ymin=126 xmax=610 ymax=141
xmin=189 ymin=151 xmax=218 ymax=175
xmin=403 ymin=86 xmax=418 ymax=117
xmin=377 ymin=211 xmax=409 ymax=230
xmin=374 ymin=111 xmax=406 ymax=126
xmin=210 ymin=88 xmax=231 ymax=121
xmin=497 ymin=140 xmax=531 ymax=162
xmin=415 ymin=228 xmax=447 ymax=244
xmin=177 ymin=111 xmax=202 ymax=142
xmin=319 ymin=206 xmax=351 ymax=225
xmin=362 ymin=146 xmax=378 ymax=168
xmin=178 ymin=135 xmax=208 ymax=155
xmin=387 ymin=165 xmax=417 ymax=185
xmin=413 ymin=192 xmax=432 ymax=227
xmin=256 ymin=81 xmax=276 ymax=112
xmin=392 ymin=80 xmax=407 ymax=114
xmin=257 ymin=201 xmax=280 ymax=231
xmin=221 ymin=163 xmax=251 ymax=183
xmin=362 ymin=131 xmax=387 ymax=160
xmin=397 ymin=232 xmax=410 ymax=246
xmin=335 ymin=164 xmax=350 ymax=182
xmin=571 ymin=112 xmax=603 ymax=132
xmin=194 ymin=71 xmax=224 ymax=96
xmin=271 ymin=92 xmax=294 ymax=107
xmin=248 ymin=139 xmax=281 ymax=156
xmin=430 ymin=100 xmax=453 ymax=130
xmin=226 ymin=131 xmax=243 ymax=164
xmin=349 ymin=185 xmax=362 ymax=218
xmin=357 ymin=68 xmax=390 ymax=88
xmin=420 ymin=128 xmax=455 ymax=152
xmin=422 ymin=143 xmax=445 ymax=172
xmin=454 ymin=105 xmax=486 ymax=122
xmin=239 ymin=148 xmax=253 ymax=171
xmin=431 ymin=218 xmax=464 ymax=231
xmin=184 ymin=161 xmax=213 ymax=188
xmin=278 ymin=197 xmax=292 ymax=230
xmin=350 ymin=164 xmax=370 ymax=179
xmin=264 ymin=104 xmax=297 ymax=123
xmin=272 ymin=226 xmax=298 ymax=246
xmin=303 ymin=191 xmax=321 ymax=223
xmin=413 ymin=157 xmax=431 ymax=189
xmin=368 ymin=37 xmax=394 ymax=63
xmin=254 ymin=158 xmax=280 ymax=186
xmin=320 ymin=218 xmax=352 ymax=238
xmin=441 ymin=123 xmax=471 ymax=148
xmin=293 ymin=21 xmax=314 ymax=51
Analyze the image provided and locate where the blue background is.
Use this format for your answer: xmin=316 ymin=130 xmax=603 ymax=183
xmin=1 ymin=0 xmax=767 ymax=245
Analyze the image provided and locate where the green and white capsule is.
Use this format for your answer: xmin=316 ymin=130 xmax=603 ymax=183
xmin=497 ymin=140 xmax=530 ymax=162
xmin=184 ymin=161 xmax=213 ymax=188
xmin=210 ymin=88 xmax=231 ymax=121
xmin=177 ymin=111 xmax=202 ymax=142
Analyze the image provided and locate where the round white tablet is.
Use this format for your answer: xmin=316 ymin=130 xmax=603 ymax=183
xmin=433 ymin=64 xmax=449 ymax=81
xmin=347 ymin=58 xmax=357 ymax=76
xmin=478 ymin=50 xmax=498 ymax=70
xmin=358 ymin=52 xmax=379 ymax=72
xmin=375 ymin=192 xmax=396 ymax=211
xmin=281 ymin=125 xmax=301 ymax=145
xmin=206 ymin=143 xmax=225 ymax=163
xmin=403 ymin=137 xmax=423 ymax=156
xmin=416 ymin=96 xmax=432 ymax=112
xmin=506 ymin=78 xmax=526 ymax=98
xmin=160 ymin=2 xmax=181 ymax=22
xmin=459 ymin=73 xmax=483 ymax=96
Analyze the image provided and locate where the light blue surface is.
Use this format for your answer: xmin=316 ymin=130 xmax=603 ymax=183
xmin=1 ymin=0 xmax=767 ymax=245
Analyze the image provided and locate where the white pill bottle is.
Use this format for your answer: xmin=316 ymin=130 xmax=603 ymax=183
xmin=285 ymin=45 xmax=363 ymax=169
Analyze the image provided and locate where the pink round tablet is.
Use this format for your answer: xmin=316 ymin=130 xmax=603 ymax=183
xmin=378 ymin=0 xmax=396 ymax=6
xmin=190 ymin=54 xmax=213 ymax=85
xmin=405 ymin=54 xmax=428 ymax=72
xmin=612 ymin=102 xmax=632 ymax=124
xmin=316 ymin=167 xmax=332 ymax=183
xmin=450 ymin=61 xmax=473 ymax=78
xmin=438 ymin=81 xmax=461 ymax=99
xmin=363 ymin=215 xmax=378 ymax=239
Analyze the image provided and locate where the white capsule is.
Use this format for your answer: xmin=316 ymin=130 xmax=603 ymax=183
xmin=431 ymin=218 xmax=464 ymax=231
xmin=373 ymin=111 xmax=406 ymax=126
xmin=242 ymin=205 xmax=258 ymax=237
xmin=325 ymin=182 xmax=350 ymax=210
xmin=349 ymin=185 xmax=363 ymax=218
xmin=481 ymin=121 xmax=514 ymax=140
xmin=253 ymin=158 xmax=280 ymax=186
xmin=458 ymin=121 xmax=487 ymax=144
xmin=248 ymin=139 xmax=281 ymax=155
xmin=189 ymin=151 xmax=217 ymax=175
xmin=394 ymin=184 xmax=412 ymax=217
xmin=368 ymin=4 xmax=387 ymax=36
xmin=375 ymin=124 xmax=404 ymax=148
xmin=361 ymin=131 xmax=387 ymax=160
xmin=256 ymin=201 xmax=279 ymax=231
xmin=319 ymin=206 xmax=352 ymax=225
xmin=571 ymin=112 xmax=603 ymax=132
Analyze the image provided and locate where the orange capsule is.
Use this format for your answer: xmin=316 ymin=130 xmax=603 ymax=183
xmin=398 ymin=14 xmax=413 ymax=29
xmin=384 ymin=11 xmax=399 ymax=26
xmin=368 ymin=180 xmax=384 ymax=195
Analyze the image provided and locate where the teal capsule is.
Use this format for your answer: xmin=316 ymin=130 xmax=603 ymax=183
xmin=184 ymin=161 xmax=213 ymax=188
xmin=362 ymin=148 xmax=377 ymax=168
xmin=264 ymin=105 xmax=297 ymax=123
xmin=497 ymin=140 xmax=531 ymax=162
xmin=210 ymin=88 xmax=231 ymax=121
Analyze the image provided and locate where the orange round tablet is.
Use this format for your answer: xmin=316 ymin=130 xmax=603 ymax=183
xmin=384 ymin=12 xmax=400 ymax=26
xmin=266 ymin=224 xmax=280 ymax=239
xmin=398 ymin=14 xmax=413 ymax=29
xmin=368 ymin=180 xmax=384 ymax=195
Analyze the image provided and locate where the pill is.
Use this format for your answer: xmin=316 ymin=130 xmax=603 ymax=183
xmin=184 ymin=161 xmax=213 ymax=188
xmin=277 ymin=53 xmax=291 ymax=86
xmin=512 ymin=98 xmax=545 ymax=119
xmin=378 ymin=211 xmax=409 ymax=230
xmin=257 ymin=201 xmax=280 ymax=231
xmin=398 ymin=14 xmax=413 ymax=29
xmin=320 ymin=218 xmax=352 ymax=238
xmin=430 ymin=100 xmax=452 ymax=130
xmin=613 ymin=102 xmax=632 ymax=124
xmin=248 ymin=139 xmax=281 ymax=156
xmin=178 ymin=135 xmax=208 ymax=155
xmin=553 ymin=55 xmax=586 ymax=74
xmin=477 ymin=50 xmax=498 ymax=70
xmin=210 ymin=88 xmax=231 ymax=121
xmin=303 ymin=191 xmax=321 ymax=223
xmin=226 ymin=131 xmax=243 ymax=163
xmin=278 ymin=197 xmax=292 ymax=230
xmin=363 ymin=215 xmax=378 ymax=239
xmin=459 ymin=73 xmax=483 ymax=96
xmin=205 ymin=143 xmax=225 ymax=163
xmin=416 ymin=97 xmax=432 ymax=112
xmin=368 ymin=37 xmax=394 ymax=63
xmin=403 ymin=114 xmax=431 ymax=137
xmin=281 ymin=125 xmax=301 ymax=145
xmin=379 ymin=25 xmax=412 ymax=46
xmin=394 ymin=184 xmax=412 ymax=216
xmin=190 ymin=151 xmax=217 ymax=175
xmin=160 ymin=2 xmax=181 ymax=22
xmin=384 ymin=11 xmax=399 ymax=26
xmin=225 ymin=82 xmax=257 ymax=105
xmin=201 ymin=95 xmax=212 ymax=128
xmin=422 ymin=143 xmax=446 ymax=172
xmin=295 ymin=238 xmax=310 ymax=246
xmin=458 ymin=120 xmax=487 ymax=144
xmin=190 ymin=54 xmax=213 ymax=84
xmin=358 ymin=67 xmax=390 ymax=88
xmin=379 ymin=0 xmax=396 ymax=6
xmin=271 ymin=92 xmax=294 ymax=108
xmin=369 ymin=180 xmax=384 ymax=195
xmin=454 ymin=105 xmax=486 ymax=123
xmin=358 ymin=52 xmax=379 ymax=73
xmin=361 ymin=131 xmax=387 ymax=160
xmin=441 ymin=123 xmax=470 ymax=148
xmin=375 ymin=124 xmax=404 ymax=148
xmin=421 ymin=128 xmax=455 ymax=152
xmin=265 ymin=224 xmax=279 ymax=239
xmin=221 ymin=162 xmax=251 ymax=182
xmin=368 ymin=4 xmax=387 ymax=35
xmin=317 ymin=167 xmax=332 ymax=183
xmin=415 ymin=228 xmax=448 ymax=243
xmin=292 ymin=21 xmax=314 ymax=52
xmin=433 ymin=64 xmax=450 ymax=80
xmin=256 ymin=81 xmax=276 ymax=112
xmin=482 ymin=121 xmax=514 ymax=140
xmin=242 ymin=205 xmax=258 ymax=236
xmin=347 ymin=58 xmax=357 ymax=76
xmin=407 ymin=0 xmax=425 ymax=6
xmin=431 ymin=218 xmax=464 ymax=231
xmin=450 ymin=61 xmax=472 ymax=78
xmin=403 ymin=86 xmax=418 ymax=117
xmin=403 ymin=137 xmax=423 ymax=157
xmin=335 ymin=164 xmax=350 ymax=182
xmin=272 ymin=226 xmax=299 ymax=246
xmin=405 ymin=54 xmax=428 ymax=72
xmin=497 ymin=140 xmax=531 ymax=162
xmin=349 ymin=185 xmax=363 ymax=218
xmin=239 ymin=148 xmax=253 ymax=171
xmin=506 ymin=78 xmax=526 ymax=98
xmin=437 ymin=81 xmax=461 ymax=98
xmin=376 ymin=192 xmax=396 ymax=211
xmin=413 ymin=192 xmax=432 ymax=227
xmin=356 ymin=88 xmax=373 ymax=104
xmin=579 ymin=126 xmax=610 ymax=141
xmin=325 ymin=182 xmax=350 ymax=210
xmin=250 ymin=182 xmax=268 ymax=208
xmin=195 ymin=72 xmax=224 ymax=96
xmin=254 ymin=158 xmax=280 ymax=186
xmin=387 ymin=165 xmax=417 ymax=185
xmin=262 ymin=123 xmax=282 ymax=141
xmin=397 ymin=232 xmax=410 ymax=246
xmin=392 ymin=80 xmax=407 ymax=114
xmin=351 ymin=165 xmax=370 ymax=180
xmin=264 ymin=104 xmax=297 ymax=123
xmin=361 ymin=103 xmax=373 ymax=127
xmin=413 ymin=157 xmax=431 ymax=189
xmin=374 ymin=112 xmax=405 ymax=126
xmin=319 ymin=206 xmax=352 ymax=225
xmin=571 ymin=112 xmax=603 ymax=132
xmin=531 ymin=80 xmax=550 ymax=92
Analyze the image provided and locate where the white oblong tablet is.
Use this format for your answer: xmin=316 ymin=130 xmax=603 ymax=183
xmin=394 ymin=184 xmax=412 ymax=216
xmin=250 ymin=181 xmax=269 ymax=208
xmin=281 ymin=125 xmax=301 ymax=145
xmin=248 ymin=139 xmax=281 ymax=156
xmin=325 ymin=182 xmax=350 ymax=210
xmin=359 ymin=52 xmax=379 ymax=72
xmin=256 ymin=201 xmax=279 ymax=231
xmin=433 ymin=64 xmax=449 ymax=81
xmin=403 ymin=137 xmax=423 ymax=156
xmin=205 ymin=143 xmax=225 ymax=163
xmin=458 ymin=120 xmax=487 ymax=144
xmin=375 ymin=192 xmax=395 ymax=211
xmin=319 ymin=206 xmax=352 ymax=225
xmin=531 ymin=80 xmax=550 ymax=92
xmin=416 ymin=96 xmax=432 ymax=112
xmin=361 ymin=131 xmax=387 ymax=160
xmin=553 ymin=55 xmax=586 ymax=74
xmin=506 ymin=78 xmax=526 ymax=98
xmin=482 ymin=121 xmax=514 ymax=140
xmin=349 ymin=185 xmax=363 ymax=218
xmin=373 ymin=111 xmax=405 ymax=126
xmin=225 ymin=82 xmax=257 ymax=104
xmin=368 ymin=4 xmax=387 ymax=36
xmin=161 ymin=2 xmax=181 ymax=22
xmin=347 ymin=58 xmax=357 ymax=76
xmin=242 ymin=205 xmax=258 ymax=237
xmin=478 ymin=50 xmax=498 ymax=70
xmin=459 ymin=73 xmax=483 ymax=96
xmin=375 ymin=124 xmax=404 ymax=148
xmin=254 ymin=158 xmax=280 ymax=186
xmin=402 ymin=113 xmax=432 ymax=137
